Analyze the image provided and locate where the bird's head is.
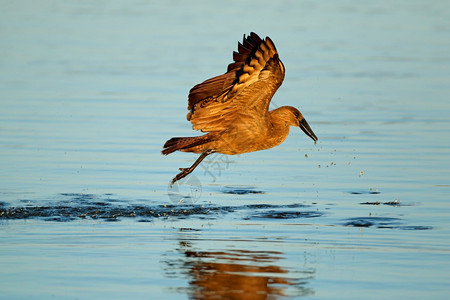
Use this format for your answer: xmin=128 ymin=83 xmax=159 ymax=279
xmin=288 ymin=107 xmax=318 ymax=143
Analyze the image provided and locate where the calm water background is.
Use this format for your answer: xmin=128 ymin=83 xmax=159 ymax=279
xmin=1 ymin=0 xmax=450 ymax=299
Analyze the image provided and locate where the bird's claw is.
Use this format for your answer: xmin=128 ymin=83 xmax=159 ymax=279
xmin=170 ymin=168 xmax=192 ymax=187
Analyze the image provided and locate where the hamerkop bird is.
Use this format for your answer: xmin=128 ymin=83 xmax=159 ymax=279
xmin=162 ymin=32 xmax=318 ymax=185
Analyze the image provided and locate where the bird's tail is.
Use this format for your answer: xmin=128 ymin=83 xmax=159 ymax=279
xmin=161 ymin=134 xmax=215 ymax=155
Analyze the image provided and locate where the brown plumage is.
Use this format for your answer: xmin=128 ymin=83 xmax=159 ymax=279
xmin=162 ymin=32 xmax=318 ymax=185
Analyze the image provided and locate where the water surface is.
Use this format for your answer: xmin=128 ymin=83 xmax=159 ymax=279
xmin=1 ymin=1 xmax=450 ymax=299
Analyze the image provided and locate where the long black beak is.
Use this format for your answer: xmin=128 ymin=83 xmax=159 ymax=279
xmin=299 ymin=118 xmax=318 ymax=142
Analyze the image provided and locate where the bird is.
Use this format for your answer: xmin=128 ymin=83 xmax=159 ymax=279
xmin=162 ymin=32 xmax=318 ymax=185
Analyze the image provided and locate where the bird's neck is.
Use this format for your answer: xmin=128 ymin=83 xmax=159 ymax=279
xmin=266 ymin=108 xmax=292 ymax=146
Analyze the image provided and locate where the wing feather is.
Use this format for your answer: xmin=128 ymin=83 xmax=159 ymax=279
xmin=187 ymin=32 xmax=285 ymax=132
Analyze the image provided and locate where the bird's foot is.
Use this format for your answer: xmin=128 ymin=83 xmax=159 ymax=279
xmin=170 ymin=167 xmax=193 ymax=186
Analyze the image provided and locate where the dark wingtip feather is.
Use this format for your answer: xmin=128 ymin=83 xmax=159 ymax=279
xmin=249 ymin=32 xmax=262 ymax=43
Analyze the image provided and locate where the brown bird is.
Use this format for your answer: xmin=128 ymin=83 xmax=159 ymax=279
xmin=162 ymin=32 xmax=318 ymax=185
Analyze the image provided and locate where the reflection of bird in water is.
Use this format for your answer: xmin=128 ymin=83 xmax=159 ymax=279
xmin=162 ymin=32 xmax=318 ymax=185
xmin=175 ymin=249 xmax=315 ymax=299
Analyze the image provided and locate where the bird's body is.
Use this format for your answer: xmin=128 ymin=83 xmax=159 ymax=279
xmin=163 ymin=32 xmax=317 ymax=185
xmin=172 ymin=106 xmax=299 ymax=155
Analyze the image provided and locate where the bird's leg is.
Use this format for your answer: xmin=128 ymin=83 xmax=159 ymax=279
xmin=170 ymin=149 xmax=215 ymax=186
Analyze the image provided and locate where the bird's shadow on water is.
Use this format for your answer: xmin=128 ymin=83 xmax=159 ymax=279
xmin=0 ymin=192 xmax=432 ymax=230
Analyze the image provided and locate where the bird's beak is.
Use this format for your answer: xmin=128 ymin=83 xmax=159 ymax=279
xmin=299 ymin=118 xmax=318 ymax=142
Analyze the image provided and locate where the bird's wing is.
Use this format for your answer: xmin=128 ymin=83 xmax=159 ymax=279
xmin=187 ymin=32 xmax=285 ymax=133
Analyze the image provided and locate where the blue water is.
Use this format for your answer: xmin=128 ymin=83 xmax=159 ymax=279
xmin=1 ymin=1 xmax=450 ymax=299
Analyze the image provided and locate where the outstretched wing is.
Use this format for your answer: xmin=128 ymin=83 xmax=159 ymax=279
xmin=187 ymin=32 xmax=285 ymax=133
